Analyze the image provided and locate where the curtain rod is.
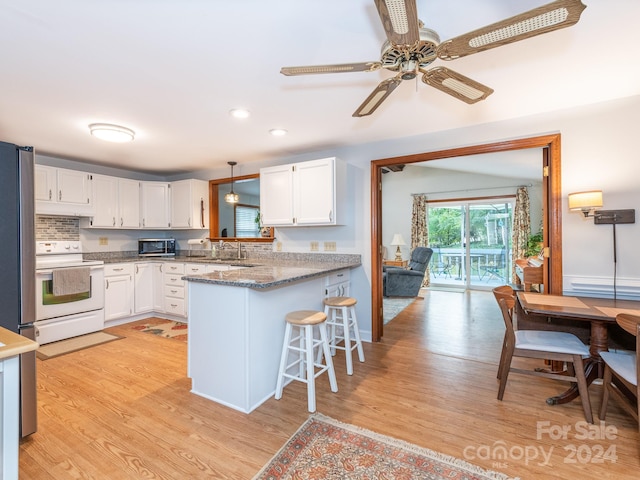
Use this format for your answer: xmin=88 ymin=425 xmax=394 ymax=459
xmin=411 ymin=183 xmax=532 ymax=196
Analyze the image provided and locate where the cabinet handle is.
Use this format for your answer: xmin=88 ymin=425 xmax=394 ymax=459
xmin=170 ymin=303 xmax=178 ymax=308
xmin=200 ymin=198 xmax=205 ymax=228
xmin=48 ymin=189 xmax=52 ymax=200
xmin=58 ymin=190 xmax=62 ymax=201
xmin=135 ymin=265 xmax=139 ymax=274
xmin=329 ymin=210 xmax=332 ymax=221
xmin=112 ymin=217 xmax=116 ymax=227
xmin=160 ymin=264 xmax=163 ymax=273
xmin=171 ymin=289 xmax=177 ymax=294
xmin=105 ymin=279 xmax=109 ymax=289
xmin=337 ymin=273 xmax=344 ymax=277
xmin=120 ymin=218 xmax=124 ymax=227
xmin=188 ymin=217 xmax=191 ymax=227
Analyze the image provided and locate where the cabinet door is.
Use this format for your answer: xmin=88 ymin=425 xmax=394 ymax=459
xmin=152 ymin=263 xmax=165 ymax=312
xmin=91 ymin=174 xmax=118 ymax=227
xmin=57 ymin=168 xmax=91 ymax=205
xmin=134 ymin=263 xmax=154 ymax=314
xmin=295 ymin=158 xmax=334 ymax=225
xmin=260 ymin=164 xmax=294 ymax=225
xmin=104 ymin=274 xmax=133 ymax=321
xmin=170 ymin=180 xmax=192 ymax=228
xmin=140 ymin=182 xmax=170 ymax=228
xmin=118 ymin=179 xmax=140 ymax=228
xmin=34 ymin=165 xmax=56 ymax=202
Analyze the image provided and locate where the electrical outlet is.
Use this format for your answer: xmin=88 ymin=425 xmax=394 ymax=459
xmin=99 ymin=237 xmax=108 ymax=246
xmin=276 ymin=242 xmax=282 ymax=252
xmin=324 ymin=241 xmax=336 ymax=252
xmin=310 ymin=241 xmax=319 ymax=251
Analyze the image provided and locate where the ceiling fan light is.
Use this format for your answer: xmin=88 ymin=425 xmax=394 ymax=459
xmin=469 ymin=8 xmax=569 ymax=48
xmin=89 ymin=123 xmax=135 ymax=142
xmin=229 ymin=108 xmax=250 ymax=119
xmin=269 ymin=128 xmax=288 ymax=136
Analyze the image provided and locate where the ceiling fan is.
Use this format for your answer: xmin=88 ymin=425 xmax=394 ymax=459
xmin=280 ymin=0 xmax=586 ymax=117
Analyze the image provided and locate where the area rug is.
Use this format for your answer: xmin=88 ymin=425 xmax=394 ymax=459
xmin=383 ymin=297 xmax=417 ymax=324
xmin=254 ymin=414 xmax=518 ymax=480
xmin=36 ymin=332 xmax=123 ymax=360
xmin=132 ymin=319 xmax=187 ymax=342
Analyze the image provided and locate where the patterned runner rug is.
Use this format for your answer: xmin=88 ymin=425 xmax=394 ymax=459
xmin=254 ymin=414 xmax=518 ymax=479
xmin=383 ymin=297 xmax=417 ymax=324
xmin=132 ymin=319 xmax=188 ymax=342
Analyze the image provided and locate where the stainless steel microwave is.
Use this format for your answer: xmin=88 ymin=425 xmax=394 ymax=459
xmin=138 ymin=238 xmax=176 ymax=257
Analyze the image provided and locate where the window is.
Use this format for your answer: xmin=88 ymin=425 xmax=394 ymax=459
xmin=235 ymin=205 xmax=260 ymax=238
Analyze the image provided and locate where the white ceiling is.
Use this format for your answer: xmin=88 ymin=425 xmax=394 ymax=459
xmin=1 ymin=0 xmax=638 ymax=175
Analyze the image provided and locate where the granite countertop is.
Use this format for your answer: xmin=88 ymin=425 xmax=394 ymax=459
xmin=0 ymin=327 xmax=38 ymax=360
xmin=182 ymin=260 xmax=360 ymax=289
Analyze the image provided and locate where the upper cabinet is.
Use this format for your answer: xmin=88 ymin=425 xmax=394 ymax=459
xmin=90 ymin=175 xmax=140 ymax=228
xmin=140 ymin=181 xmax=171 ymax=229
xmin=260 ymin=157 xmax=345 ymax=226
xmin=170 ymin=179 xmax=209 ymax=229
xmin=35 ymin=165 xmax=93 ymax=216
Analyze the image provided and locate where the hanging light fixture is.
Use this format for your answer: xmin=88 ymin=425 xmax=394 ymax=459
xmin=224 ymin=161 xmax=239 ymax=204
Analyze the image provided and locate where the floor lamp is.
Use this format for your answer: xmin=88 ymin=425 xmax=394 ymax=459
xmin=569 ymin=190 xmax=635 ymax=299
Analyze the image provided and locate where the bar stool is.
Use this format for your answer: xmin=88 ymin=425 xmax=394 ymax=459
xmin=275 ymin=310 xmax=338 ymax=412
xmin=323 ymin=296 xmax=365 ymax=375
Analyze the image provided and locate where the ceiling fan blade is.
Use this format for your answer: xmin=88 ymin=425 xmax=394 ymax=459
xmin=353 ymin=76 xmax=403 ymax=117
xmin=437 ymin=0 xmax=586 ymax=60
xmin=374 ymin=0 xmax=420 ymax=46
xmin=422 ymin=67 xmax=493 ymax=104
xmin=280 ymin=62 xmax=381 ymax=76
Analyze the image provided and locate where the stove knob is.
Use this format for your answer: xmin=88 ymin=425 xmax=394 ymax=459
xmin=64 ymin=244 xmax=71 ymax=250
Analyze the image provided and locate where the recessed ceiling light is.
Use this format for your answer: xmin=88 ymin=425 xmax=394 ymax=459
xmin=269 ymin=128 xmax=288 ymax=136
xmin=89 ymin=123 xmax=135 ymax=142
xmin=229 ymin=108 xmax=250 ymax=119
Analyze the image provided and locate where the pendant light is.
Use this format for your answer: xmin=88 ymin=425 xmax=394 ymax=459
xmin=224 ymin=161 xmax=239 ymax=204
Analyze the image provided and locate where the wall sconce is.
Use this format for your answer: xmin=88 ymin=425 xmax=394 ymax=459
xmin=390 ymin=233 xmax=406 ymax=262
xmin=224 ymin=161 xmax=239 ymax=204
xmin=568 ymin=189 xmax=635 ymax=299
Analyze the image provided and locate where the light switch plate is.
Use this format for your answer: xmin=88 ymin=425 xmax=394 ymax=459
xmin=324 ymin=241 xmax=336 ymax=252
xmin=310 ymin=241 xmax=319 ymax=251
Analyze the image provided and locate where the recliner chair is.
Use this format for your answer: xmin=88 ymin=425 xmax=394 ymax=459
xmin=383 ymin=247 xmax=433 ymax=297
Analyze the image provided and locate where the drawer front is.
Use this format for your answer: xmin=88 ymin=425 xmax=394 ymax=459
xmin=104 ymin=263 xmax=133 ymax=277
xmin=164 ymin=273 xmax=183 ymax=285
xmin=164 ymin=262 xmax=185 ymax=274
xmin=326 ymin=269 xmax=350 ymax=286
xmin=164 ymin=297 xmax=185 ymax=316
xmin=185 ymin=263 xmax=207 ymax=275
xmin=164 ymin=284 xmax=185 ymax=299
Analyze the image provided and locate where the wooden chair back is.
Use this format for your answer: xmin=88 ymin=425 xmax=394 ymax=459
xmin=492 ymin=285 xmax=515 ymax=313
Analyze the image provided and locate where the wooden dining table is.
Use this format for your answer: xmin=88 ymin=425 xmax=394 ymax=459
xmin=516 ymin=292 xmax=640 ymax=405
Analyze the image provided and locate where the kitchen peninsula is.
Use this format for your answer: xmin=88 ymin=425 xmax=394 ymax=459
xmin=182 ymin=254 xmax=360 ymax=413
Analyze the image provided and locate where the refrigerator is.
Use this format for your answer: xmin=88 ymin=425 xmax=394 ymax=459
xmin=0 ymin=141 xmax=37 ymax=437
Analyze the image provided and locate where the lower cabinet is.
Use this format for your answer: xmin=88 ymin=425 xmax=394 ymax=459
xmin=164 ymin=262 xmax=186 ymax=317
xmin=325 ymin=269 xmax=350 ymax=297
xmin=134 ymin=263 xmax=154 ymax=314
xmin=152 ymin=263 xmax=165 ymax=313
xmin=104 ymin=263 xmax=134 ymax=321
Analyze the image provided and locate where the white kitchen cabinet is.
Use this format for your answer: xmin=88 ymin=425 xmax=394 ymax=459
xmin=171 ymin=179 xmax=209 ymax=229
xmin=163 ymin=262 xmax=186 ymax=317
xmin=324 ymin=269 xmax=350 ymax=297
xmin=35 ymin=165 xmax=94 ymax=216
xmin=90 ymin=175 xmax=140 ymax=228
xmin=259 ymin=164 xmax=294 ymax=226
xmin=152 ymin=263 xmax=165 ymax=312
xmin=260 ymin=157 xmax=345 ymax=226
xmin=134 ymin=263 xmax=154 ymax=314
xmin=140 ymin=181 xmax=170 ymax=228
xmin=104 ymin=263 xmax=134 ymax=321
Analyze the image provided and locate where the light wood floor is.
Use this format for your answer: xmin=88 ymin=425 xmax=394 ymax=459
xmin=21 ymin=290 xmax=640 ymax=479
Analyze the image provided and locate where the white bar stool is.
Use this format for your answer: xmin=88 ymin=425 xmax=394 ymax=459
xmin=323 ymin=296 xmax=365 ymax=375
xmin=275 ymin=310 xmax=338 ymax=412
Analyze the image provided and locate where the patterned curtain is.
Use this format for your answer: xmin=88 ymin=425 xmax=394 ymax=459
xmin=511 ymin=186 xmax=531 ymax=283
xmin=411 ymin=194 xmax=430 ymax=287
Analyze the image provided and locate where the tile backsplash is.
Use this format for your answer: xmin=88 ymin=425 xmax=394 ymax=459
xmin=36 ymin=215 xmax=80 ymax=241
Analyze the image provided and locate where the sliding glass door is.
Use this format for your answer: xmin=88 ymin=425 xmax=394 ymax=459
xmin=428 ymin=199 xmax=514 ymax=289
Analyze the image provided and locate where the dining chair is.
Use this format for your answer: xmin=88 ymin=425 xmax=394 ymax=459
xmin=493 ymin=287 xmax=594 ymax=423
xmin=599 ymin=313 xmax=640 ymax=431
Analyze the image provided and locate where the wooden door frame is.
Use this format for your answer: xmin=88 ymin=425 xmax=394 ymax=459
xmin=371 ymin=134 xmax=563 ymax=342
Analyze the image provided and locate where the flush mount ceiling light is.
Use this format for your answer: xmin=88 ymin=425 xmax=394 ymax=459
xmin=229 ymin=108 xmax=250 ymax=119
xmin=89 ymin=123 xmax=135 ymax=142
xmin=224 ymin=161 xmax=239 ymax=204
xmin=269 ymin=128 xmax=288 ymax=136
